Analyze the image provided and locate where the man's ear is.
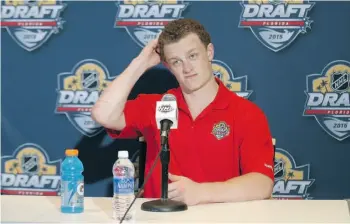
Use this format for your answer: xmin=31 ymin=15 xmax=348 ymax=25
xmin=206 ymin=43 xmax=214 ymax=62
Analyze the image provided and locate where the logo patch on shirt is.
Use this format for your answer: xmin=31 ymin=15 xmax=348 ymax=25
xmin=212 ymin=121 xmax=230 ymax=140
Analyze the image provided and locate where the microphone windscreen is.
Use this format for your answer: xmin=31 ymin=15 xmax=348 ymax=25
xmin=161 ymin=94 xmax=176 ymax=102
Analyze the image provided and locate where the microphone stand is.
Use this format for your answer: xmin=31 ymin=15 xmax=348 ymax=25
xmin=141 ymin=132 xmax=188 ymax=212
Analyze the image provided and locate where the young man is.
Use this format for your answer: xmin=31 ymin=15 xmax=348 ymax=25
xmin=92 ymin=18 xmax=274 ymax=205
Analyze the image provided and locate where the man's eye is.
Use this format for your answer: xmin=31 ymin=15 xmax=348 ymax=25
xmin=190 ymin=53 xmax=197 ymax=59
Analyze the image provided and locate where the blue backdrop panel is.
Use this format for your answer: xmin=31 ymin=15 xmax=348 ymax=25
xmin=1 ymin=1 xmax=349 ymax=199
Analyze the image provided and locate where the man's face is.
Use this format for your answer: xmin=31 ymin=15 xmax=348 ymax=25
xmin=163 ymin=33 xmax=214 ymax=93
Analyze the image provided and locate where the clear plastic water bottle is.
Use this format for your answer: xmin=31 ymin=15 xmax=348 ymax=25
xmin=60 ymin=149 xmax=84 ymax=213
xmin=112 ymin=150 xmax=135 ymax=220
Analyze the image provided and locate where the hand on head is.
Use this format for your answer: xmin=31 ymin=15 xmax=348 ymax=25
xmin=137 ymin=37 xmax=161 ymax=69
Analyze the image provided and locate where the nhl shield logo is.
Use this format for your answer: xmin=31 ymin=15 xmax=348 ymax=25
xmin=274 ymin=158 xmax=285 ymax=180
xmin=238 ymin=0 xmax=315 ymax=52
xmin=331 ymin=71 xmax=349 ymax=92
xmin=81 ymin=70 xmax=99 ymax=91
xmin=22 ymin=154 xmax=39 ymax=174
xmin=55 ymin=59 xmax=113 ymax=137
xmin=1 ymin=0 xmax=66 ymax=51
xmin=212 ymin=121 xmax=230 ymax=140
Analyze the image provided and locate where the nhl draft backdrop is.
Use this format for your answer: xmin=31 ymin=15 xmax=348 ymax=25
xmin=2 ymin=0 xmax=350 ymax=200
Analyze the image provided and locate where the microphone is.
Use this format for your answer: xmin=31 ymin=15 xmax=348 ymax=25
xmin=118 ymin=94 xmax=186 ymax=223
xmin=155 ymin=94 xmax=178 ymax=146
xmin=140 ymin=93 xmax=187 ymax=213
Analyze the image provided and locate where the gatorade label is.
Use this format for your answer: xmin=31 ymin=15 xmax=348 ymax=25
xmin=114 ymin=177 xmax=134 ymax=195
xmin=61 ymin=180 xmax=84 ymax=207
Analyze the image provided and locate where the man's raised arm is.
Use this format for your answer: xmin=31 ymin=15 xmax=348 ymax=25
xmin=91 ymin=39 xmax=161 ymax=130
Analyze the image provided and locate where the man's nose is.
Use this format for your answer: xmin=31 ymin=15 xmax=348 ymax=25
xmin=182 ymin=60 xmax=193 ymax=74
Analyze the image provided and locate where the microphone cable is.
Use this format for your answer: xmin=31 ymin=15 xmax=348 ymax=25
xmin=119 ymin=145 xmax=163 ymax=224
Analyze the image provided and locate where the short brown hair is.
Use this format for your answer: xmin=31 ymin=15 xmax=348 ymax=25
xmin=157 ymin=18 xmax=211 ymax=61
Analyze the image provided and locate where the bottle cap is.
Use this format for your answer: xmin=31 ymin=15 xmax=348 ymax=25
xmin=65 ymin=149 xmax=79 ymax=156
xmin=118 ymin=150 xmax=128 ymax=158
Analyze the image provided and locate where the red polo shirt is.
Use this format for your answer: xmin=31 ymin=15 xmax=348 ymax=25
xmin=107 ymin=78 xmax=274 ymax=198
